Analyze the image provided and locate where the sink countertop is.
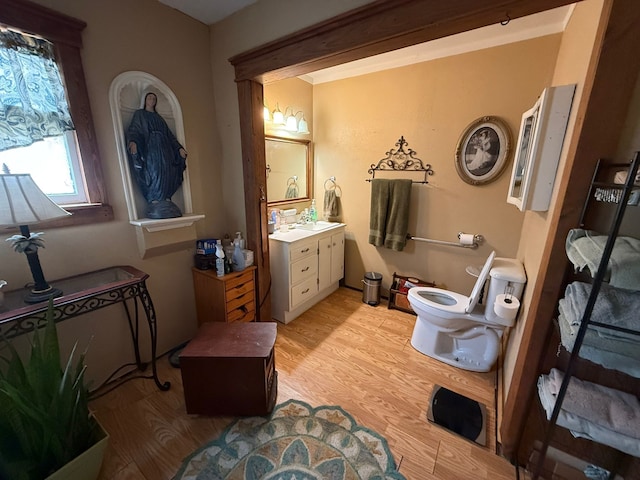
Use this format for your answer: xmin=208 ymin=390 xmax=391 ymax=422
xmin=268 ymin=222 xmax=345 ymax=243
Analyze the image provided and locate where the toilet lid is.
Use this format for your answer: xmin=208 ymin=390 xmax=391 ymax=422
xmin=465 ymin=251 xmax=495 ymax=313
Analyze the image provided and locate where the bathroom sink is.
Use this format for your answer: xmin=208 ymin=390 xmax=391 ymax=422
xmin=295 ymin=221 xmax=338 ymax=231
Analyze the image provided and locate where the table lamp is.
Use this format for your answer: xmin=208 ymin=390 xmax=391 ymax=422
xmin=0 ymin=174 xmax=71 ymax=304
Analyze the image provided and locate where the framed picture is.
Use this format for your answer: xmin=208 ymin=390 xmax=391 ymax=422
xmin=455 ymin=116 xmax=512 ymax=185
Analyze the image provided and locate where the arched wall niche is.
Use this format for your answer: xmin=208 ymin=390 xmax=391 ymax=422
xmin=109 ymin=71 xmax=201 ymax=230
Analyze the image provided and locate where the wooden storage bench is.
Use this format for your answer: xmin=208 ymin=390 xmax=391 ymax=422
xmin=179 ymin=321 xmax=277 ymax=416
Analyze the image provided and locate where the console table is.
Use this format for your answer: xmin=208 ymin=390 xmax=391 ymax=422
xmin=0 ymin=265 xmax=170 ymax=395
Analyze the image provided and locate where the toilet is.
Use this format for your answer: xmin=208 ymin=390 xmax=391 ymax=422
xmin=407 ymin=251 xmax=526 ymax=372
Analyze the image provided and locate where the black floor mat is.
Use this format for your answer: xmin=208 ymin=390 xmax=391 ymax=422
xmin=427 ymin=385 xmax=487 ymax=446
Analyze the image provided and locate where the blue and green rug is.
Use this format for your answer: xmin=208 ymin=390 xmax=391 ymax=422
xmin=173 ymin=399 xmax=406 ymax=480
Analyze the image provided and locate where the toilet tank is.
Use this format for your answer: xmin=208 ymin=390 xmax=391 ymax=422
xmin=485 ymin=258 xmax=527 ymax=326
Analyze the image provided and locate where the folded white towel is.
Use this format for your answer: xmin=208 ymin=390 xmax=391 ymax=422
xmin=538 ymin=369 xmax=640 ymax=456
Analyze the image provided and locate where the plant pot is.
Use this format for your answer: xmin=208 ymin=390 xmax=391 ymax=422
xmin=45 ymin=419 xmax=109 ymax=480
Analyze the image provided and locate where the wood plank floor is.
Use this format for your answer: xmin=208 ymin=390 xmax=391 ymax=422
xmin=92 ymin=287 xmax=524 ymax=479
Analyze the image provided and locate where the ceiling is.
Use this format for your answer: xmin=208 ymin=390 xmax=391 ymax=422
xmin=157 ymin=1 xmax=574 ymax=84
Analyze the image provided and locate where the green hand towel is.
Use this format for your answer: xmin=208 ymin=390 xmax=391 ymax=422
xmin=368 ymin=178 xmax=412 ymax=251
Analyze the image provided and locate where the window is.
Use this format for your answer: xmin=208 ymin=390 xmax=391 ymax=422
xmin=0 ymin=0 xmax=112 ymax=227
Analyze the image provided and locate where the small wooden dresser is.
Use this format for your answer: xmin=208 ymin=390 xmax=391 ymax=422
xmin=192 ymin=266 xmax=256 ymax=324
xmin=179 ymin=321 xmax=277 ymax=416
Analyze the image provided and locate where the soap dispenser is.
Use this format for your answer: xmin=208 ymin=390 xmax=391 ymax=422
xmin=309 ymin=199 xmax=317 ymax=223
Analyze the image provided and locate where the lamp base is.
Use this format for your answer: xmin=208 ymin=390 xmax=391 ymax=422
xmin=24 ymin=286 xmax=63 ymax=304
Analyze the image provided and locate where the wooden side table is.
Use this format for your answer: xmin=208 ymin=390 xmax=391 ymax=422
xmin=192 ymin=266 xmax=256 ymax=324
xmin=179 ymin=321 xmax=277 ymax=416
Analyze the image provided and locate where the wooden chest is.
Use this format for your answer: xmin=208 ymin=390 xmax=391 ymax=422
xmin=192 ymin=266 xmax=256 ymax=324
xmin=179 ymin=321 xmax=277 ymax=416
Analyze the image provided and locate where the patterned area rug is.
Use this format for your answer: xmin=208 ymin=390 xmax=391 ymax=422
xmin=173 ymin=399 xmax=406 ymax=480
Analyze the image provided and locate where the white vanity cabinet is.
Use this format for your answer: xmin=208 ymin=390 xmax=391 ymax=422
xmin=269 ymin=224 xmax=345 ymax=324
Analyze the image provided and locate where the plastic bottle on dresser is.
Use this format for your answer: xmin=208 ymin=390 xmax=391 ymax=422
xmin=214 ymin=240 xmax=225 ymax=277
xmin=232 ymin=239 xmax=246 ymax=272
xmin=309 ymin=199 xmax=318 ymax=223
xmin=235 ymin=232 xmax=245 ymax=249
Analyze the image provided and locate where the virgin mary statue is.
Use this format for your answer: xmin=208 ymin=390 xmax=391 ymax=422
xmin=126 ymin=92 xmax=187 ymax=219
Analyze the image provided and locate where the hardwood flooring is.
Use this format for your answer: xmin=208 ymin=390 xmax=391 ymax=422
xmin=92 ymin=287 xmax=524 ymax=479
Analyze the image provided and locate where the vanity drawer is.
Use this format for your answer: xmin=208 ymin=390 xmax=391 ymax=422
xmin=290 ymin=255 xmax=317 ymax=285
xmin=289 ymin=240 xmax=316 ymax=262
xmin=290 ymin=276 xmax=317 ymax=308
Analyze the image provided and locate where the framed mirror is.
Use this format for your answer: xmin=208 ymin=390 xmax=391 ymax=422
xmin=266 ymin=135 xmax=312 ymax=205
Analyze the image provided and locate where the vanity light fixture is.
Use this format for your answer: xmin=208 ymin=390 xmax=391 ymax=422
xmin=265 ymin=102 xmax=310 ymax=134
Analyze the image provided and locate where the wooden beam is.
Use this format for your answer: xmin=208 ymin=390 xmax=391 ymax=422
xmin=230 ymin=0 xmax=578 ymax=83
xmin=236 ymin=80 xmax=271 ymax=322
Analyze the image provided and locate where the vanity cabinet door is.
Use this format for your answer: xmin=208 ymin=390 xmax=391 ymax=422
xmin=318 ymin=236 xmax=332 ymax=291
xmin=330 ymin=231 xmax=345 ymax=284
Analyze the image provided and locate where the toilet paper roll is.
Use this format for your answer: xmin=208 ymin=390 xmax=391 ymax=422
xmin=494 ymin=294 xmax=520 ymax=322
xmin=459 ymin=233 xmax=475 ymax=245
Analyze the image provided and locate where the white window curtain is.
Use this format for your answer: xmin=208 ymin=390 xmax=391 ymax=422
xmin=0 ymin=29 xmax=74 ymax=152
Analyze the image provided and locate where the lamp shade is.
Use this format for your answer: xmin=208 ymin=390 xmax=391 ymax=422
xmin=0 ymin=174 xmax=71 ymax=227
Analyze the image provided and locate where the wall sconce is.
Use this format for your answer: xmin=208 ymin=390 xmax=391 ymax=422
xmin=265 ymin=101 xmax=310 ymax=134
xmin=272 ymin=104 xmax=285 ymax=125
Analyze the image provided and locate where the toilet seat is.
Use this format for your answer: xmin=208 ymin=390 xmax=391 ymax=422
xmin=409 ymin=288 xmax=469 ymax=316
xmin=408 ymin=250 xmax=496 ymax=316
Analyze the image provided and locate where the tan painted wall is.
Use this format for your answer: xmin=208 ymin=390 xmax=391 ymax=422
xmin=312 ymin=37 xmax=561 ymax=293
xmin=504 ymin=0 xmax=605 ymax=398
xmin=3 ymin=0 xmax=223 ymax=385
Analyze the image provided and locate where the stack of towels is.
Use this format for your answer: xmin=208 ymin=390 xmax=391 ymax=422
xmin=557 ymin=281 xmax=640 ymax=378
xmin=537 ymin=368 xmax=640 ymax=456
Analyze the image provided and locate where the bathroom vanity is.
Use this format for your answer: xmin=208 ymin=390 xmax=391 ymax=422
xmin=269 ymin=222 xmax=345 ymax=323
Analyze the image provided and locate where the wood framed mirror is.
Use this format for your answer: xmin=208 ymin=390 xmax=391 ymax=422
xmin=266 ymin=135 xmax=312 ymax=206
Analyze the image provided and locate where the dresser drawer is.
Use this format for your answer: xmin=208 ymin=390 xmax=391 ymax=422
xmin=289 ymin=240 xmax=316 ymax=262
xmin=290 ymin=276 xmax=317 ymax=308
xmin=225 ymin=269 xmax=254 ymax=291
xmin=290 ymin=255 xmax=317 ymax=285
xmin=227 ymin=297 xmax=256 ymax=322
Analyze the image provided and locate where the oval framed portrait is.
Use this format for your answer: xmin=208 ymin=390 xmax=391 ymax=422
xmin=455 ymin=116 xmax=512 ymax=186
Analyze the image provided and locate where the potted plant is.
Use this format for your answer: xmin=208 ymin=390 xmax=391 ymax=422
xmin=0 ymin=299 xmax=109 ymax=480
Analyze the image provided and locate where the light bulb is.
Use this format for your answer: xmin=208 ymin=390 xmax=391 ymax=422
xmin=285 ymin=115 xmax=298 ymax=131
xmin=297 ymin=116 xmax=310 ymax=134
xmin=272 ymin=105 xmax=284 ymax=124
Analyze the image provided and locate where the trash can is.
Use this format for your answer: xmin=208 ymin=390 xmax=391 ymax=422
xmin=362 ymin=272 xmax=383 ymax=306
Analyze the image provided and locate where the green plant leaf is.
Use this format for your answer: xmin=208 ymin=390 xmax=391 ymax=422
xmin=0 ymin=298 xmax=95 ymax=479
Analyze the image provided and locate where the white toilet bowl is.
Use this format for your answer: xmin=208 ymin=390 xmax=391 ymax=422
xmin=408 ymin=251 xmax=526 ymax=372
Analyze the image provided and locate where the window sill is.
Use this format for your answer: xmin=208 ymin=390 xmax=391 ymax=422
xmin=130 ymin=214 xmax=205 ymax=232
xmin=39 ymin=204 xmax=114 ymax=229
